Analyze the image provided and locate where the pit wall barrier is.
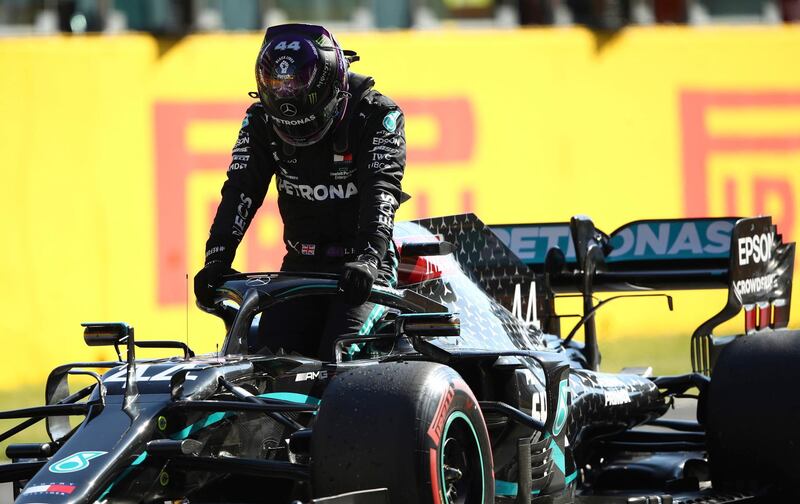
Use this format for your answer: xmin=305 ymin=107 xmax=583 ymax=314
xmin=1 ymin=26 xmax=799 ymax=388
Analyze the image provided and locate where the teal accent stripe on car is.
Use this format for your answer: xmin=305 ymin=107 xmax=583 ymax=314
xmin=495 ymin=480 xmax=518 ymax=496
xmin=98 ymin=451 xmax=148 ymax=500
xmin=347 ymin=343 xmax=364 ymax=358
xmin=549 ymin=439 xmax=565 ymax=473
xmin=258 ymin=392 xmax=321 ymax=405
xmin=494 ymin=480 xmax=542 ymax=497
xmin=170 ymin=393 xmax=319 ymax=442
xmin=565 ymin=471 xmax=577 ymax=485
xmin=170 ymin=411 xmax=232 ymax=440
xmin=103 ymin=392 xmax=321 ymax=500
xmin=358 ymin=305 xmax=386 ymax=335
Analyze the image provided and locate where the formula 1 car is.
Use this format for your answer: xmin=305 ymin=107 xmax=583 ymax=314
xmin=1 ymin=213 xmax=797 ymax=504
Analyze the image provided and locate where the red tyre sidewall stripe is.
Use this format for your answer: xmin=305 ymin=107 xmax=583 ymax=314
xmin=430 ymin=447 xmax=443 ymax=504
xmin=427 ymin=383 xmax=455 ymax=446
xmin=427 ymin=375 xmax=494 ymax=504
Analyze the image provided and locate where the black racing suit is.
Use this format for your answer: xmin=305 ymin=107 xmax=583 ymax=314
xmin=204 ymin=73 xmax=405 ymax=359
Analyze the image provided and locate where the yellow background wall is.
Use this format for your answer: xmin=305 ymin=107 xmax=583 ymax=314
xmin=1 ymin=27 xmax=800 ymax=388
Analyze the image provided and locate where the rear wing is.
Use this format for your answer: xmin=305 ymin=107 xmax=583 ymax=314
xmin=491 ymin=218 xmax=739 ymax=290
xmin=490 ymin=216 xmax=795 ymax=374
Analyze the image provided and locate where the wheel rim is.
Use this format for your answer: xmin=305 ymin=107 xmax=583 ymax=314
xmin=440 ymin=412 xmax=485 ymax=504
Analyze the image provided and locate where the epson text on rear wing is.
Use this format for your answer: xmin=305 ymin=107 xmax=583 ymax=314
xmin=490 ymin=216 xmax=795 ymax=374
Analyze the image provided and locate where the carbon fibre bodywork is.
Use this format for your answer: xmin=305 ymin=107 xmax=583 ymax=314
xmin=0 ymin=213 xmax=794 ymax=503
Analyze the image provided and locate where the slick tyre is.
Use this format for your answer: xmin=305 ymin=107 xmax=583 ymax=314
xmin=311 ymin=361 xmax=494 ymax=504
xmin=705 ymin=329 xmax=800 ymax=496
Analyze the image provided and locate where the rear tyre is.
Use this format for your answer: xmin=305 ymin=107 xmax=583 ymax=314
xmin=705 ymin=329 xmax=800 ymax=496
xmin=311 ymin=361 xmax=494 ymax=504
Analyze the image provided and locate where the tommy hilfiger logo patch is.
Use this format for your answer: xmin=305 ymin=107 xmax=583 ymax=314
xmin=333 ymin=152 xmax=353 ymax=163
xmin=331 ymin=152 xmax=356 ymax=181
xmin=22 ymin=484 xmax=76 ymax=496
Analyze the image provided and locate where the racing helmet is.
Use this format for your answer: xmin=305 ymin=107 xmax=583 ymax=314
xmin=255 ymin=24 xmax=350 ymax=146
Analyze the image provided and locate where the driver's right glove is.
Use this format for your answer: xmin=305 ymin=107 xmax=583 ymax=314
xmin=194 ymin=261 xmax=238 ymax=307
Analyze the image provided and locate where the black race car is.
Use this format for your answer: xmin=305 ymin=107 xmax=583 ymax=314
xmin=1 ymin=213 xmax=797 ymax=504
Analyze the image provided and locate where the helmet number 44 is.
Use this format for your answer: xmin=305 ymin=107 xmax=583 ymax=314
xmin=275 ymin=40 xmax=301 ymax=51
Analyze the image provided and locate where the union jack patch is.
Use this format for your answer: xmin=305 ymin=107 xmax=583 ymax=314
xmin=301 ymin=244 xmax=316 ymax=256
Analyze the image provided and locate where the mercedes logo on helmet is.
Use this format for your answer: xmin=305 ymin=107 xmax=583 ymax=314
xmin=280 ymin=103 xmax=297 ymax=117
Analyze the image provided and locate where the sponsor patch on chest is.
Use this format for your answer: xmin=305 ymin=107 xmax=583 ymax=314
xmin=333 ymin=152 xmax=353 ymax=163
xmin=331 ymin=152 xmax=355 ymax=180
xmin=277 ymin=178 xmax=358 ymax=201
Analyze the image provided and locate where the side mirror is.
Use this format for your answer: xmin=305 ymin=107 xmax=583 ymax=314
xmin=82 ymin=322 xmax=138 ymax=413
xmin=82 ymin=322 xmax=133 ymax=347
xmin=396 ymin=313 xmax=460 ymax=338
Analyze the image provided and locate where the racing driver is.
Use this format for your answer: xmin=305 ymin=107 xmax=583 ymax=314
xmin=194 ymin=23 xmax=405 ymax=360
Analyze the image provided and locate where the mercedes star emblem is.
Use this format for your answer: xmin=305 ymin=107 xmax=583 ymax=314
xmin=280 ymin=103 xmax=297 ymax=117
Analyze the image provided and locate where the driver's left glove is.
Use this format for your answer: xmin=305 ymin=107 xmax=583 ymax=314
xmin=339 ymin=254 xmax=380 ymax=306
xmin=194 ymin=261 xmax=238 ymax=308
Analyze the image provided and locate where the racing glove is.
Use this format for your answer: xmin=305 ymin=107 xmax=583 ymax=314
xmin=339 ymin=254 xmax=379 ymax=306
xmin=194 ymin=261 xmax=238 ymax=307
